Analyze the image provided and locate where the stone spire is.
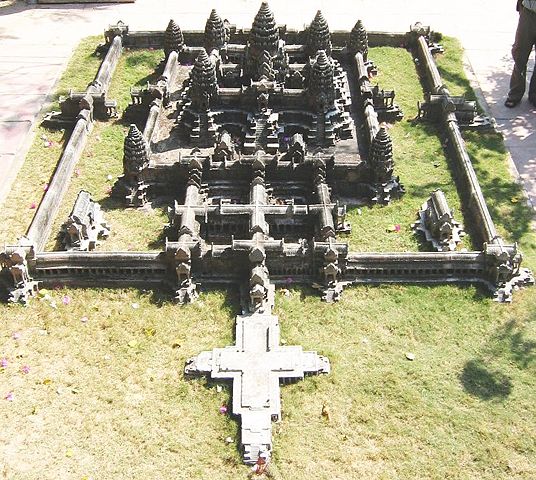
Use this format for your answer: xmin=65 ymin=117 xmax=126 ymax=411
xmin=164 ymin=19 xmax=184 ymax=60
xmin=370 ymin=126 xmax=394 ymax=183
xmin=250 ymin=1 xmax=279 ymax=55
xmin=123 ymin=124 xmax=149 ymax=174
xmin=348 ymin=20 xmax=368 ymax=61
xmin=307 ymin=10 xmax=331 ymax=56
xmin=309 ymin=50 xmax=335 ymax=112
xmin=189 ymin=48 xmax=217 ymax=111
xmin=204 ymin=9 xmax=227 ymax=51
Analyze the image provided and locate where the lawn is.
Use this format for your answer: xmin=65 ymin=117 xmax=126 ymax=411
xmin=0 ymin=35 xmax=535 ymax=480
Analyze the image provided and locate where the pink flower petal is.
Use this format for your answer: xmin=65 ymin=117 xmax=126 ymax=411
xmin=12 ymin=332 xmax=21 ymax=340
xmin=43 ymin=183 xmax=49 ymax=192
xmin=62 ymin=295 xmax=71 ymax=305
xmin=219 ymin=404 xmax=228 ymax=415
xmin=1 ymin=358 xmax=8 ymax=369
xmin=4 ymin=392 xmax=14 ymax=401
xmin=30 ymin=203 xmax=36 ymax=209
xmin=21 ymin=365 xmax=30 ymax=374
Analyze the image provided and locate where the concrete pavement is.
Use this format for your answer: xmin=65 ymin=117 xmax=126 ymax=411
xmin=0 ymin=0 xmax=534 ymax=210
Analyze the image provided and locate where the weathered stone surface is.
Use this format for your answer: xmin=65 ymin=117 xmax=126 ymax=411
xmin=185 ymin=312 xmax=330 ymax=464
xmin=62 ymin=191 xmax=110 ymax=252
xmin=307 ymin=10 xmax=331 ymax=57
xmin=412 ymin=189 xmax=464 ymax=252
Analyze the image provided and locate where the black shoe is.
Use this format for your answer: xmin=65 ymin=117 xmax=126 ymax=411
xmin=505 ymin=97 xmax=521 ymax=108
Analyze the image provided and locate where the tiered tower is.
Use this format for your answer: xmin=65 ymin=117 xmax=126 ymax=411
xmin=204 ymin=9 xmax=227 ymax=52
xmin=123 ymin=124 xmax=149 ymax=175
xmin=308 ymin=50 xmax=336 ymax=112
xmin=189 ymin=49 xmax=217 ymax=111
xmin=250 ymin=2 xmax=279 ymax=55
xmin=246 ymin=2 xmax=279 ymax=80
xmin=369 ymin=126 xmax=394 ymax=183
xmin=163 ymin=20 xmax=184 ymax=60
xmin=307 ymin=10 xmax=331 ymax=56
xmin=348 ymin=20 xmax=368 ymax=61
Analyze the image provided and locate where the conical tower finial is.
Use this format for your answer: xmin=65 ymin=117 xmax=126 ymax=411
xmin=124 ymin=124 xmax=149 ymax=174
xmin=370 ymin=126 xmax=394 ymax=183
xmin=204 ymin=9 xmax=227 ymax=51
xmin=308 ymin=10 xmax=331 ymax=56
xmin=164 ymin=19 xmax=184 ymax=59
xmin=348 ymin=20 xmax=368 ymax=60
xmin=250 ymin=1 xmax=279 ymax=55
xmin=189 ymin=48 xmax=217 ymax=111
xmin=309 ymin=50 xmax=335 ymax=113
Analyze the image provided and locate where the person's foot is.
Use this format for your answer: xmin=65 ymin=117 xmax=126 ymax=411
xmin=504 ymin=97 xmax=521 ymax=108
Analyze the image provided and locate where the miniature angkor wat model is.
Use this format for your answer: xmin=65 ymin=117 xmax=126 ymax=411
xmin=1 ymin=2 xmax=533 ymax=466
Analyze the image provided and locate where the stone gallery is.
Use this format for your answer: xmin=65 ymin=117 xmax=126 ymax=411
xmin=0 ymin=1 xmax=533 ymax=465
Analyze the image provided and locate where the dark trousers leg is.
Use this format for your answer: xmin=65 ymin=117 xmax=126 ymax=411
xmin=508 ymin=8 xmax=536 ymax=102
xmin=530 ymin=49 xmax=536 ymax=100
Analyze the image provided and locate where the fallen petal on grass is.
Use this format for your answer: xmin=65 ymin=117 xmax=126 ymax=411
xmin=4 ymin=392 xmax=14 ymax=401
xmin=21 ymin=365 xmax=30 ymax=374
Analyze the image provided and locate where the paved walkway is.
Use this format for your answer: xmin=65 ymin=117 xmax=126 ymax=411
xmin=0 ymin=0 xmax=534 ymax=210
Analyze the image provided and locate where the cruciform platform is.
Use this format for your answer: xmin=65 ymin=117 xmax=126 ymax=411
xmin=185 ymin=312 xmax=330 ymax=464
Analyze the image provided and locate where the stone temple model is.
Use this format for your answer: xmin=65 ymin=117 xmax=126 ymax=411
xmin=1 ymin=2 xmax=533 ymax=466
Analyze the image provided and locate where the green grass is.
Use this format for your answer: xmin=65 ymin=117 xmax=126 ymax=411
xmin=0 ymin=36 xmax=535 ymax=479
xmin=44 ymin=47 xmax=167 ymax=251
xmin=343 ymin=44 xmax=471 ymax=252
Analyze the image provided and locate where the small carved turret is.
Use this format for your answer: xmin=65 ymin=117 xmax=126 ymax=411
xmin=348 ymin=20 xmax=368 ymax=61
xmin=309 ymin=50 xmax=335 ymax=112
xmin=369 ymin=126 xmax=393 ymax=183
xmin=190 ymin=49 xmax=217 ymax=111
xmin=164 ymin=19 xmax=184 ymax=59
xmin=123 ymin=124 xmax=149 ymax=175
xmin=250 ymin=2 xmax=279 ymax=56
xmin=204 ymin=9 xmax=227 ymax=52
xmin=308 ymin=10 xmax=331 ymax=56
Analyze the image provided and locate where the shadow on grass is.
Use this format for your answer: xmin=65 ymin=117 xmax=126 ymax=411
xmin=461 ymin=360 xmax=513 ymax=400
xmin=461 ymin=308 xmax=536 ymax=400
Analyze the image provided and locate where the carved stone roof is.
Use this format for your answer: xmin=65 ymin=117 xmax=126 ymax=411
xmin=349 ymin=19 xmax=368 ymax=60
xmin=370 ymin=126 xmax=394 ymax=182
xmin=309 ymin=50 xmax=335 ymax=99
xmin=190 ymin=48 xmax=217 ymax=109
xmin=164 ymin=19 xmax=184 ymax=59
xmin=308 ymin=10 xmax=331 ymax=56
xmin=204 ymin=9 xmax=226 ymax=51
xmin=250 ymin=2 xmax=279 ymax=55
xmin=123 ymin=124 xmax=149 ymax=173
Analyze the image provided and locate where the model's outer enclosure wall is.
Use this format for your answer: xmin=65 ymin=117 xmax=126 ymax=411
xmin=34 ymin=251 xmax=169 ymax=287
xmin=121 ymin=29 xmax=408 ymax=49
xmin=26 ymin=36 xmax=123 ymax=252
xmin=413 ymin=35 xmax=500 ymax=247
